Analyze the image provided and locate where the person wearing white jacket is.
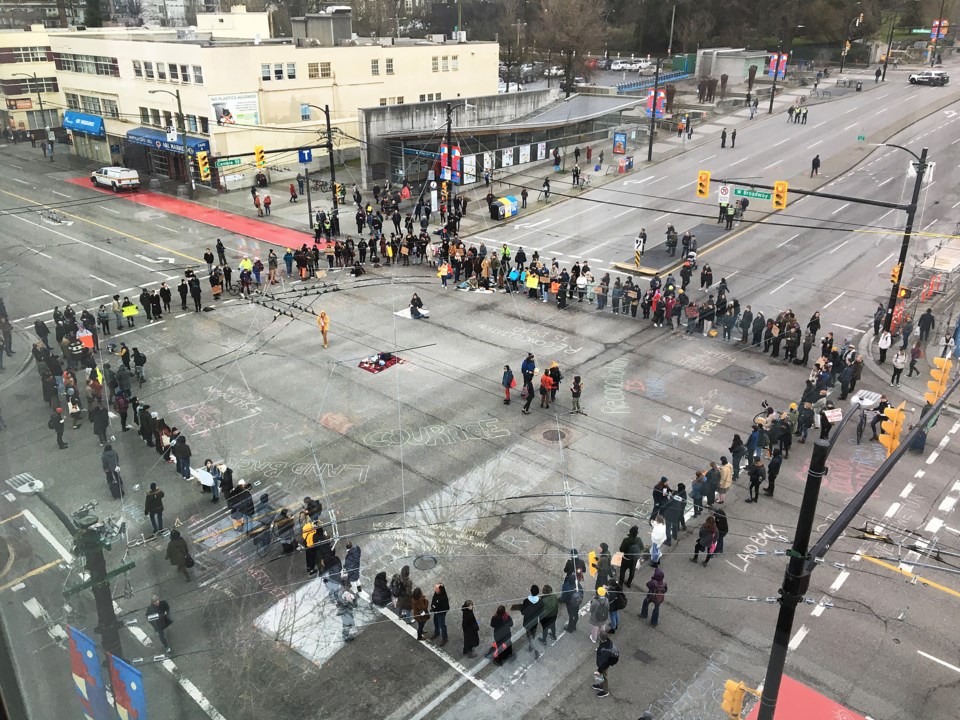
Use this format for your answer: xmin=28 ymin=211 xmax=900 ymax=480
xmin=890 ymin=349 xmax=906 ymax=387
xmin=650 ymin=516 xmax=667 ymax=568
xmin=878 ymin=331 xmax=892 ymax=364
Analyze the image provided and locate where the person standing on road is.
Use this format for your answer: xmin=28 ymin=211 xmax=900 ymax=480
xmin=592 ymin=632 xmax=618 ymax=698
xmin=560 ymin=556 xmax=584 ymax=631
xmin=430 ymin=583 xmax=450 ymax=646
xmin=765 ymin=449 xmax=782 ymax=496
xmin=539 ymin=584 xmax=558 ymax=644
xmin=177 ymin=280 xmax=188 ymax=310
xmin=810 ymin=154 xmax=821 ymax=177
xmin=49 ymin=407 xmax=67 ymax=449
xmin=900 ymin=316 xmax=914 ymax=350
xmin=146 ymin=596 xmax=174 ymax=653
xmin=908 ymin=340 xmax=923 ymax=377
xmin=875 ymin=67 xmax=882 ymax=83
xmin=618 ymin=525 xmax=644 ymax=588
xmin=720 ymin=128 xmax=727 ymax=148
xmin=203 ymin=248 xmax=214 ymax=275
xmin=165 ymin=529 xmax=191 ymax=581
xmin=188 ymin=276 xmax=202 ymax=312
xmin=216 ymin=238 xmax=227 ymax=266
xmin=411 ymin=587 xmax=430 ymax=640
xmin=587 ymin=586 xmax=610 ymax=643
xmin=691 ymin=515 xmax=718 ymax=566
xmin=746 ymin=457 xmax=766 ymax=503
xmin=501 ymin=365 xmax=515 ymax=405
xmin=318 ymin=311 xmax=330 ymax=348
xmin=873 ymin=304 xmax=886 ymax=336
xmin=520 ymin=585 xmax=543 ymax=657
xmin=639 ymin=568 xmax=667 ymax=626
xmin=462 ymin=600 xmax=480 ymax=657
xmin=730 ymin=129 xmax=737 ymax=149
xmin=145 ymin=482 xmax=164 ymax=532
xmin=878 ymin=330 xmax=892 ymax=364
xmin=891 ymin=348 xmax=906 ymax=387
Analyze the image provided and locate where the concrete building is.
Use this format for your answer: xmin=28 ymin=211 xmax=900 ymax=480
xmin=0 ymin=27 xmax=61 ymax=138
xmin=695 ymin=48 xmax=768 ymax=86
xmin=7 ymin=6 xmax=497 ymax=192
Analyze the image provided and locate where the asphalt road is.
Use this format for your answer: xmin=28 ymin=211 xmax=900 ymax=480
xmin=1 ymin=69 xmax=959 ymax=720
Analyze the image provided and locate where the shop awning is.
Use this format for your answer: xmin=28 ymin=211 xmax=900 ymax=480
xmin=63 ymin=111 xmax=105 ymax=138
xmin=125 ymin=127 xmax=210 ymax=155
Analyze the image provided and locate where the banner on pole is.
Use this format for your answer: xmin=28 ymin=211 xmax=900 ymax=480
xmin=109 ymin=653 xmax=148 ymax=720
xmin=67 ymin=625 xmax=113 ymax=720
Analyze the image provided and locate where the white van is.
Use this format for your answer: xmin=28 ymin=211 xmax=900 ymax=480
xmin=91 ymin=167 xmax=140 ymax=192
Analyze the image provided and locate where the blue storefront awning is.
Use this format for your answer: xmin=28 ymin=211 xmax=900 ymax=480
xmin=63 ymin=111 xmax=104 ymax=138
xmin=125 ymin=127 xmax=210 ymax=155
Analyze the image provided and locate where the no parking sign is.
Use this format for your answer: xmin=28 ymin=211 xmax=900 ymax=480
xmin=718 ymin=184 xmax=731 ymax=204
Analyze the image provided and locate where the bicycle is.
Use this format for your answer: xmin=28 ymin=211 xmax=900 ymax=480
xmin=311 ymin=178 xmax=330 ymax=193
xmin=253 ymin=522 xmax=273 ymax=558
xmin=579 ymin=175 xmax=593 ymax=190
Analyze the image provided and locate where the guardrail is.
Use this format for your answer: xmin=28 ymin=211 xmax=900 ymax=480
xmin=616 ymin=71 xmax=690 ymax=94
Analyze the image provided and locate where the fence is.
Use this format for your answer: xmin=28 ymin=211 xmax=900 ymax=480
xmin=616 ymin=71 xmax=690 ymax=95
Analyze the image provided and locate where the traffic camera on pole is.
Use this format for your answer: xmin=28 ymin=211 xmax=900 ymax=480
xmin=696 ymin=170 xmax=711 ymax=198
xmin=924 ymin=357 xmax=953 ymax=404
xmin=254 ymin=145 xmax=266 ymax=168
xmin=196 ymin=151 xmax=210 ymax=181
xmin=772 ymin=180 xmax=788 ymax=210
xmin=890 ymin=264 xmax=902 ymax=284
xmin=879 ymin=401 xmax=906 ymax=457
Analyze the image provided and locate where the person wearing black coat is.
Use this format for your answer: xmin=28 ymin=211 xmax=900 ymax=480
xmin=371 ymin=572 xmax=392 ymax=607
xmin=618 ymin=525 xmax=645 ymax=588
xmin=102 ymin=444 xmax=123 ymax=498
xmin=230 ymin=481 xmax=255 ymax=533
xmin=430 ymin=583 xmax=450 ymax=646
xmin=713 ymin=507 xmax=729 ymax=553
xmin=663 ymin=485 xmax=687 ymax=545
xmin=461 ymin=601 xmax=480 ymax=657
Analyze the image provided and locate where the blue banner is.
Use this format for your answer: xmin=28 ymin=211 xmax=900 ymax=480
xmin=67 ymin=625 xmax=113 ymax=720
xmin=109 ymin=653 xmax=148 ymax=720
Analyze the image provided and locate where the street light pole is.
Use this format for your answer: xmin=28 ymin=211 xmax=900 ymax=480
xmin=931 ymin=0 xmax=946 ymax=66
xmin=647 ymin=58 xmax=662 ymax=162
xmin=881 ymin=13 xmax=897 ymax=81
xmin=306 ymin=103 xmax=340 ymax=226
xmin=768 ymin=39 xmax=782 ymax=115
xmin=149 ymin=88 xmax=193 ymax=199
xmin=884 ymin=144 xmax=928 ymax=333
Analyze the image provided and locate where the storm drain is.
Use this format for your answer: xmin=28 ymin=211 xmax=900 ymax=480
xmin=715 ymin=366 xmax=766 ymax=387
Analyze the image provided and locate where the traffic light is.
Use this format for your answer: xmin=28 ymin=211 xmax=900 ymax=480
xmin=335 ymin=182 xmax=344 ymax=200
xmin=721 ymin=680 xmax=746 ymax=719
xmin=772 ymin=180 xmax=788 ymax=210
xmin=879 ymin=401 xmax=907 ymax=457
xmin=890 ymin=263 xmax=902 ymax=284
xmin=845 ymin=40 xmax=852 ymax=51
xmin=898 ymin=287 xmax=912 ymax=299
xmin=696 ymin=170 xmax=711 ymax=198
xmin=440 ymin=180 xmax=449 ymax=201
xmin=196 ymin=151 xmax=210 ymax=181
xmin=924 ymin=357 xmax=953 ymax=404
xmin=254 ymin=145 xmax=265 ymax=168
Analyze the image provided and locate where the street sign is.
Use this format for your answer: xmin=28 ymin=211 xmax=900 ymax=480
xmin=718 ymin=184 xmax=730 ymax=203
xmin=911 ymin=28 xmax=932 ymax=34
xmin=298 ymin=148 xmax=313 ymax=164
xmin=733 ymin=188 xmax=771 ymax=200
xmin=215 ymin=157 xmax=241 ymax=168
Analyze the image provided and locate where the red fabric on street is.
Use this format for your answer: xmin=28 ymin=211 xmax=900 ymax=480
xmin=743 ymin=675 xmax=867 ymax=720
xmin=66 ymin=178 xmax=312 ymax=249
xmin=358 ymin=356 xmax=402 ymax=374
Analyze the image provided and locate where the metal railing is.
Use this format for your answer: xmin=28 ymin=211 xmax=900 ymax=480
xmin=616 ymin=71 xmax=690 ymax=94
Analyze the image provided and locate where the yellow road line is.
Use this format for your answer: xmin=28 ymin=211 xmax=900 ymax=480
xmin=861 ymin=554 xmax=960 ymax=600
xmin=0 ymin=512 xmax=24 ymax=526
xmin=1 ymin=190 xmax=202 ymax=263
xmin=0 ymin=559 xmax=62 ymax=592
xmin=0 ymin=544 xmax=14 ymax=581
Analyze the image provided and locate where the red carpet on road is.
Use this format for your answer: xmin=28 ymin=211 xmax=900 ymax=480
xmin=65 ymin=178 xmax=311 ymax=249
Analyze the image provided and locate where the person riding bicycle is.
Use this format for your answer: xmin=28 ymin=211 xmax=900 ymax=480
xmin=238 ymin=268 xmax=253 ymax=297
xmin=132 ymin=347 xmax=147 ymax=385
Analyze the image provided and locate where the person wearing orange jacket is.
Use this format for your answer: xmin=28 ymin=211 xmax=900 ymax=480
xmin=317 ymin=311 xmax=330 ymax=348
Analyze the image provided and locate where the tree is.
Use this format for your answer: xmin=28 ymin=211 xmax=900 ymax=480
xmin=535 ymin=0 xmax=607 ymax=97
xmin=84 ymin=0 xmax=103 ymax=26
xmin=663 ymin=83 xmax=676 ymax=112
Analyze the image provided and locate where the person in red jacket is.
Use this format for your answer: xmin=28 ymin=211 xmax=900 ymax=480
xmin=539 ymin=372 xmax=555 ymax=409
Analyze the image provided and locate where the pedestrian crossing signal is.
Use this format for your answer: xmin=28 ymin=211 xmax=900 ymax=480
xmin=898 ymin=287 xmax=912 ymax=299
xmin=196 ymin=151 xmax=210 ymax=181
xmin=772 ymin=180 xmax=788 ymax=210
xmin=696 ymin=170 xmax=711 ymax=198
xmin=879 ymin=401 xmax=906 ymax=456
xmin=440 ymin=180 xmax=449 ymax=201
xmin=254 ymin=145 xmax=265 ymax=168
xmin=924 ymin=357 xmax=953 ymax=404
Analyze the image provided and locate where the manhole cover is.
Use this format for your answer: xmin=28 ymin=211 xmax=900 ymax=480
xmin=634 ymin=649 xmax=654 ymax=664
xmin=413 ymin=555 xmax=438 ymax=571
xmin=529 ymin=421 xmax=580 ymax=448
xmin=542 ymin=429 xmax=567 ymax=442
xmin=715 ymin=366 xmax=765 ymax=387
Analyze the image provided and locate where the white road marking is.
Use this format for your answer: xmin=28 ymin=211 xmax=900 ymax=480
xmin=925 ymin=518 xmax=945 ymax=533
xmin=874 ymin=109 xmax=886 ymax=116
xmin=29 ymin=249 xmax=52 ymax=259
xmin=12 ymin=179 xmax=29 ymax=185
xmin=728 ymin=157 xmax=748 ymax=166
xmin=51 ymin=191 xmax=72 ymax=198
xmin=829 ymin=571 xmax=850 ymax=592
xmin=901 ymin=481 xmax=917 ymax=497
xmin=162 ymin=660 xmax=229 ymax=719
xmin=923 ymin=220 xmax=938 ymax=231
xmin=831 ymin=323 xmax=861 ymax=331
xmin=9 ymin=213 xmax=154 ymax=271
xmin=952 ymin=138 xmax=960 ymax=145
xmin=811 ymin=121 xmax=826 ymax=129
xmin=843 ymin=123 xmax=858 ymax=131
xmin=653 ymin=213 xmax=670 ymax=221
xmin=777 ymin=233 xmax=799 ymax=248
xmin=829 ymin=239 xmax=849 ymax=254
xmin=9 ymin=164 xmax=22 ymax=169
xmin=876 ymin=252 xmax=896 ymax=267
xmin=787 ymin=625 xmax=809 ymax=651
xmin=831 ymin=202 xmax=850 ymax=215
xmin=807 ymin=140 xmax=822 ymax=149
xmin=89 ymin=274 xmax=116 ymax=287
xmin=877 ymin=178 xmax=894 ymax=187
xmin=926 ymin=451 xmax=940 ymax=465
xmin=773 ymin=139 xmax=790 ymax=147
xmin=938 ymin=495 xmax=958 ymax=513
xmin=589 ymin=258 xmax=604 ymax=263
xmin=769 ymin=277 xmax=793 ymax=294
xmin=157 ymin=224 xmax=180 ymax=233
xmin=40 ymin=288 xmax=66 ymax=302
xmin=764 ymin=160 xmax=783 ymax=169
xmin=676 ymin=181 xmax=695 ymax=190
xmin=918 ymin=651 xmax=960 ymax=674
xmin=700 ymin=154 xmax=716 ymax=162
xmin=824 ymin=291 xmax=845 ymax=308
xmin=876 ymin=93 xmax=889 ymax=100
xmin=884 ymin=502 xmax=901 ymax=519
xmin=102 ymin=207 xmax=121 ymax=214
xmin=843 ymin=107 xmax=857 ymax=114
xmin=22 ymin=509 xmax=72 ymax=562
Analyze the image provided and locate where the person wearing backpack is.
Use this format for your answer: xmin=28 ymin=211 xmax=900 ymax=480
xmin=592 ymin=632 xmax=619 ymax=698
xmin=605 ymin=579 xmax=627 ymax=634
xmin=132 ymin=347 xmax=147 ymax=385
xmin=618 ymin=525 xmax=645 ymax=588
xmin=639 ymin=568 xmax=667 ymax=627
xmin=390 ymin=565 xmax=413 ymax=620
xmin=588 ymin=586 xmax=610 ymax=643
xmin=559 ymin=560 xmax=584 ymax=632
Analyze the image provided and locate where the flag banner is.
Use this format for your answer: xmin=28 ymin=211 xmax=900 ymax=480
xmin=108 ymin=653 xmax=148 ymax=720
xmin=67 ymin=625 xmax=112 ymax=720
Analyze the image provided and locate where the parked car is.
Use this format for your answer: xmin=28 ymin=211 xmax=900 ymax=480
xmin=544 ymin=65 xmax=564 ymax=77
xmin=611 ymin=59 xmax=642 ymax=71
xmin=636 ymin=59 xmax=653 ymax=70
xmin=596 ymin=57 xmax=612 ymax=70
xmin=91 ymin=167 xmax=140 ymax=192
xmin=908 ymin=70 xmax=949 ymax=86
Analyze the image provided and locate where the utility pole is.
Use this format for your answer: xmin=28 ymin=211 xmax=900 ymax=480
xmin=884 ymin=146 xmax=928 ymax=333
xmin=768 ymin=38 xmax=782 ymax=114
xmin=881 ymin=13 xmax=897 ymax=81
xmin=325 ymin=103 xmax=337 ymax=213
xmin=756 ymin=439 xmax=829 ymax=720
xmin=647 ymin=58 xmax=662 ymax=163
xmin=445 ymin=101 xmax=457 ymax=207
xmin=149 ymin=88 xmax=193 ymax=199
xmin=667 ymin=3 xmax=676 ymax=57
xmin=931 ymin=0 xmax=946 ymax=66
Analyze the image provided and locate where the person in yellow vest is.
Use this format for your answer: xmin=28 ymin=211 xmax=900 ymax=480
xmin=302 ymin=520 xmax=320 ymax=575
xmin=239 ymin=256 xmax=253 ymax=273
xmin=318 ymin=311 xmax=330 ymax=348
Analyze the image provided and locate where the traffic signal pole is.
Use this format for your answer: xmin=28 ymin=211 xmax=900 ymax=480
xmin=647 ymin=58 xmax=662 ymax=162
xmin=884 ymin=146 xmax=928 ymax=332
xmin=325 ymin=104 xmax=337 ymax=212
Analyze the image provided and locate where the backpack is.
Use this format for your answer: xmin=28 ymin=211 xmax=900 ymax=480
xmin=389 ymin=573 xmax=403 ymax=598
xmin=593 ymin=598 xmax=609 ymax=623
xmin=48 ymin=416 xmax=57 ymax=430
xmin=653 ymin=582 xmax=666 ymax=605
xmin=610 ymin=591 xmax=627 ymax=611
xmin=607 ymin=644 xmax=620 ymax=666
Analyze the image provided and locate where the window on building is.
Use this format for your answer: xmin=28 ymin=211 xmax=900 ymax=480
xmin=133 ymin=60 xmax=142 ymax=78
xmin=371 ymin=59 xmax=380 ymax=76
xmin=140 ymin=106 xmax=149 ymax=123
xmin=286 ymin=62 xmax=296 ymax=79
xmin=432 ymin=56 xmax=439 ymax=72
xmin=157 ymin=62 xmax=166 ymax=80
xmin=308 ymin=62 xmax=319 ymax=79
xmin=320 ymin=62 xmax=331 ymax=78
xmin=436 ymin=92 xmax=441 ymax=100
xmin=185 ymin=114 xmax=198 ymax=132
xmin=199 ymin=116 xmax=209 ymax=133
xmin=452 ymin=55 xmax=459 ymax=71
xmin=180 ymin=65 xmax=190 ymax=83
xmin=12 ymin=46 xmax=50 ymax=63
xmin=162 ymin=110 xmax=173 ymax=128
xmin=261 ymin=63 xmax=271 ymax=81
xmin=419 ymin=94 xmax=426 ymax=102
xmin=441 ymin=56 xmax=448 ymax=72
xmin=379 ymin=98 xmax=387 ymax=106
xmin=300 ymin=104 xmax=311 ymax=121
xmin=80 ymin=95 xmax=101 ymax=114
xmin=144 ymin=61 xmax=154 ymax=80
xmin=169 ymin=63 xmax=178 ymax=81
xmin=102 ymin=98 xmax=119 ymax=118
xmin=65 ymin=93 xmax=80 ymax=110
xmin=385 ymin=58 xmax=394 ymax=75
xmin=397 ymin=96 xmax=404 ymax=104
xmin=150 ymin=108 xmax=161 ymax=126
xmin=274 ymin=63 xmax=283 ymax=80
xmin=192 ymin=66 xmax=203 ymax=84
